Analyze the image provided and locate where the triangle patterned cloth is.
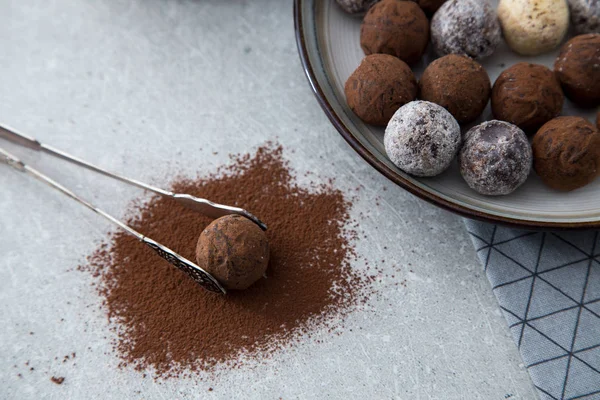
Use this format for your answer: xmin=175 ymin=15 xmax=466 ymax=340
xmin=465 ymin=220 xmax=600 ymax=400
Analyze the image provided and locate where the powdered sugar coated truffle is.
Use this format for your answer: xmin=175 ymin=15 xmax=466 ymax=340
xmin=384 ymin=101 xmax=461 ymax=177
xmin=431 ymin=0 xmax=501 ymax=59
xmin=459 ymin=120 xmax=532 ymax=196
xmin=568 ymin=0 xmax=600 ymax=34
xmin=335 ymin=0 xmax=380 ymax=14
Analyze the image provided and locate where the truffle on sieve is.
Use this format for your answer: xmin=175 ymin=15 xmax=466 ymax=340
xmin=196 ymin=215 xmax=269 ymax=290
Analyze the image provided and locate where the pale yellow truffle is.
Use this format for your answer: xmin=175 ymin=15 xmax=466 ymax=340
xmin=498 ymin=0 xmax=570 ymax=56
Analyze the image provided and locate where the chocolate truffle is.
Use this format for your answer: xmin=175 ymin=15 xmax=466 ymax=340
xmin=419 ymin=54 xmax=491 ymax=124
xmin=492 ymin=63 xmax=564 ymax=133
xmin=459 ymin=120 xmax=532 ymax=195
xmin=360 ymin=0 xmax=430 ymax=65
xmin=532 ymin=116 xmax=600 ymax=191
xmin=597 ymin=110 xmax=600 ymax=130
xmin=554 ymin=34 xmax=600 ymax=107
xmin=498 ymin=0 xmax=569 ymax=56
xmin=568 ymin=0 xmax=600 ymax=34
xmin=430 ymin=0 xmax=501 ymax=60
xmin=408 ymin=0 xmax=448 ymax=14
xmin=336 ymin=0 xmax=380 ymax=15
xmin=384 ymin=101 xmax=461 ymax=176
xmin=195 ymin=215 xmax=269 ymax=290
xmin=345 ymin=54 xmax=418 ymax=126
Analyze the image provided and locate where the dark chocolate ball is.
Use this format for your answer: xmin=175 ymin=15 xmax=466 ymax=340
xmin=195 ymin=215 xmax=269 ymax=290
xmin=345 ymin=54 xmax=418 ymax=126
xmin=419 ymin=54 xmax=491 ymax=124
xmin=459 ymin=120 xmax=532 ymax=196
xmin=492 ymin=63 xmax=564 ymax=133
xmin=532 ymin=116 xmax=600 ymax=191
xmin=335 ymin=0 xmax=381 ymax=15
xmin=360 ymin=0 xmax=430 ymax=65
xmin=554 ymin=33 xmax=600 ymax=107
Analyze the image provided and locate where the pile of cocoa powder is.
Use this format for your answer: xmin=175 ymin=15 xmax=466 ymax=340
xmin=84 ymin=144 xmax=368 ymax=377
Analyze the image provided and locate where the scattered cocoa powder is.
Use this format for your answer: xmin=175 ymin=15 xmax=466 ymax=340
xmin=50 ymin=376 xmax=65 ymax=385
xmin=85 ymin=144 xmax=368 ymax=377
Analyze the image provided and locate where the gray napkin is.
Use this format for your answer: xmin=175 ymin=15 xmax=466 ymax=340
xmin=465 ymin=220 xmax=600 ymax=400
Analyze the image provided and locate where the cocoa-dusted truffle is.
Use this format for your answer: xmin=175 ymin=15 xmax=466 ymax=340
xmin=459 ymin=120 xmax=532 ymax=196
xmin=419 ymin=54 xmax=491 ymax=124
xmin=408 ymin=0 xmax=448 ymax=14
xmin=492 ymin=63 xmax=564 ymax=133
xmin=384 ymin=101 xmax=461 ymax=176
xmin=195 ymin=215 xmax=269 ymax=290
xmin=345 ymin=54 xmax=417 ymax=126
xmin=335 ymin=0 xmax=380 ymax=15
xmin=568 ymin=0 xmax=600 ymax=34
xmin=360 ymin=0 xmax=429 ymax=65
xmin=498 ymin=0 xmax=569 ymax=56
xmin=430 ymin=0 xmax=501 ymax=60
xmin=554 ymin=34 xmax=600 ymax=107
xmin=532 ymin=116 xmax=600 ymax=191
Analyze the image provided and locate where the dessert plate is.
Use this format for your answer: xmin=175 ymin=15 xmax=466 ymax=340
xmin=294 ymin=0 xmax=600 ymax=229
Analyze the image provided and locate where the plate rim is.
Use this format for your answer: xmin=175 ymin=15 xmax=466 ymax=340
xmin=293 ymin=0 xmax=600 ymax=231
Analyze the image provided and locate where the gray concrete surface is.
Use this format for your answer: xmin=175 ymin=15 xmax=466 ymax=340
xmin=0 ymin=0 xmax=537 ymax=398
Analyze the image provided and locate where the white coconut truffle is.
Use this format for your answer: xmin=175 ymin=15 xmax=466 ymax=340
xmin=459 ymin=120 xmax=532 ymax=196
xmin=568 ymin=0 xmax=600 ymax=34
xmin=384 ymin=101 xmax=461 ymax=177
xmin=430 ymin=0 xmax=501 ymax=60
xmin=498 ymin=0 xmax=570 ymax=56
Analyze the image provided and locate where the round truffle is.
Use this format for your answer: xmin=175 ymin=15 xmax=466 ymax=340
xmin=345 ymin=54 xmax=418 ymax=126
xmin=384 ymin=101 xmax=461 ymax=176
xmin=568 ymin=0 xmax=600 ymax=34
xmin=492 ymin=63 xmax=564 ymax=133
xmin=532 ymin=116 xmax=600 ymax=191
xmin=498 ymin=0 xmax=570 ymax=56
xmin=419 ymin=54 xmax=491 ymax=124
xmin=195 ymin=215 xmax=269 ymax=290
xmin=335 ymin=0 xmax=380 ymax=15
xmin=459 ymin=120 xmax=532 ymax=196
xmin=430 ymin=0 xmax=501 ymax=60
xmin=597 ymin=110 xmax=600 ymax=130
xmin=554 ymin=34 xmax=600 ymax=107
xmin=407 ymin=0 xmax=448 ymax=14
xmin=360 ymin=0 xmax=430 ymax=65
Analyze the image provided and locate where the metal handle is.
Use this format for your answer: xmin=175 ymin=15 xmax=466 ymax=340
xmin=0 ymin=123 xmax=267 ymax=230
xmin=0 ymin=124 xmax=171 ymax=196
xmin=0 ymin=147 xmax=226 ymax=294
